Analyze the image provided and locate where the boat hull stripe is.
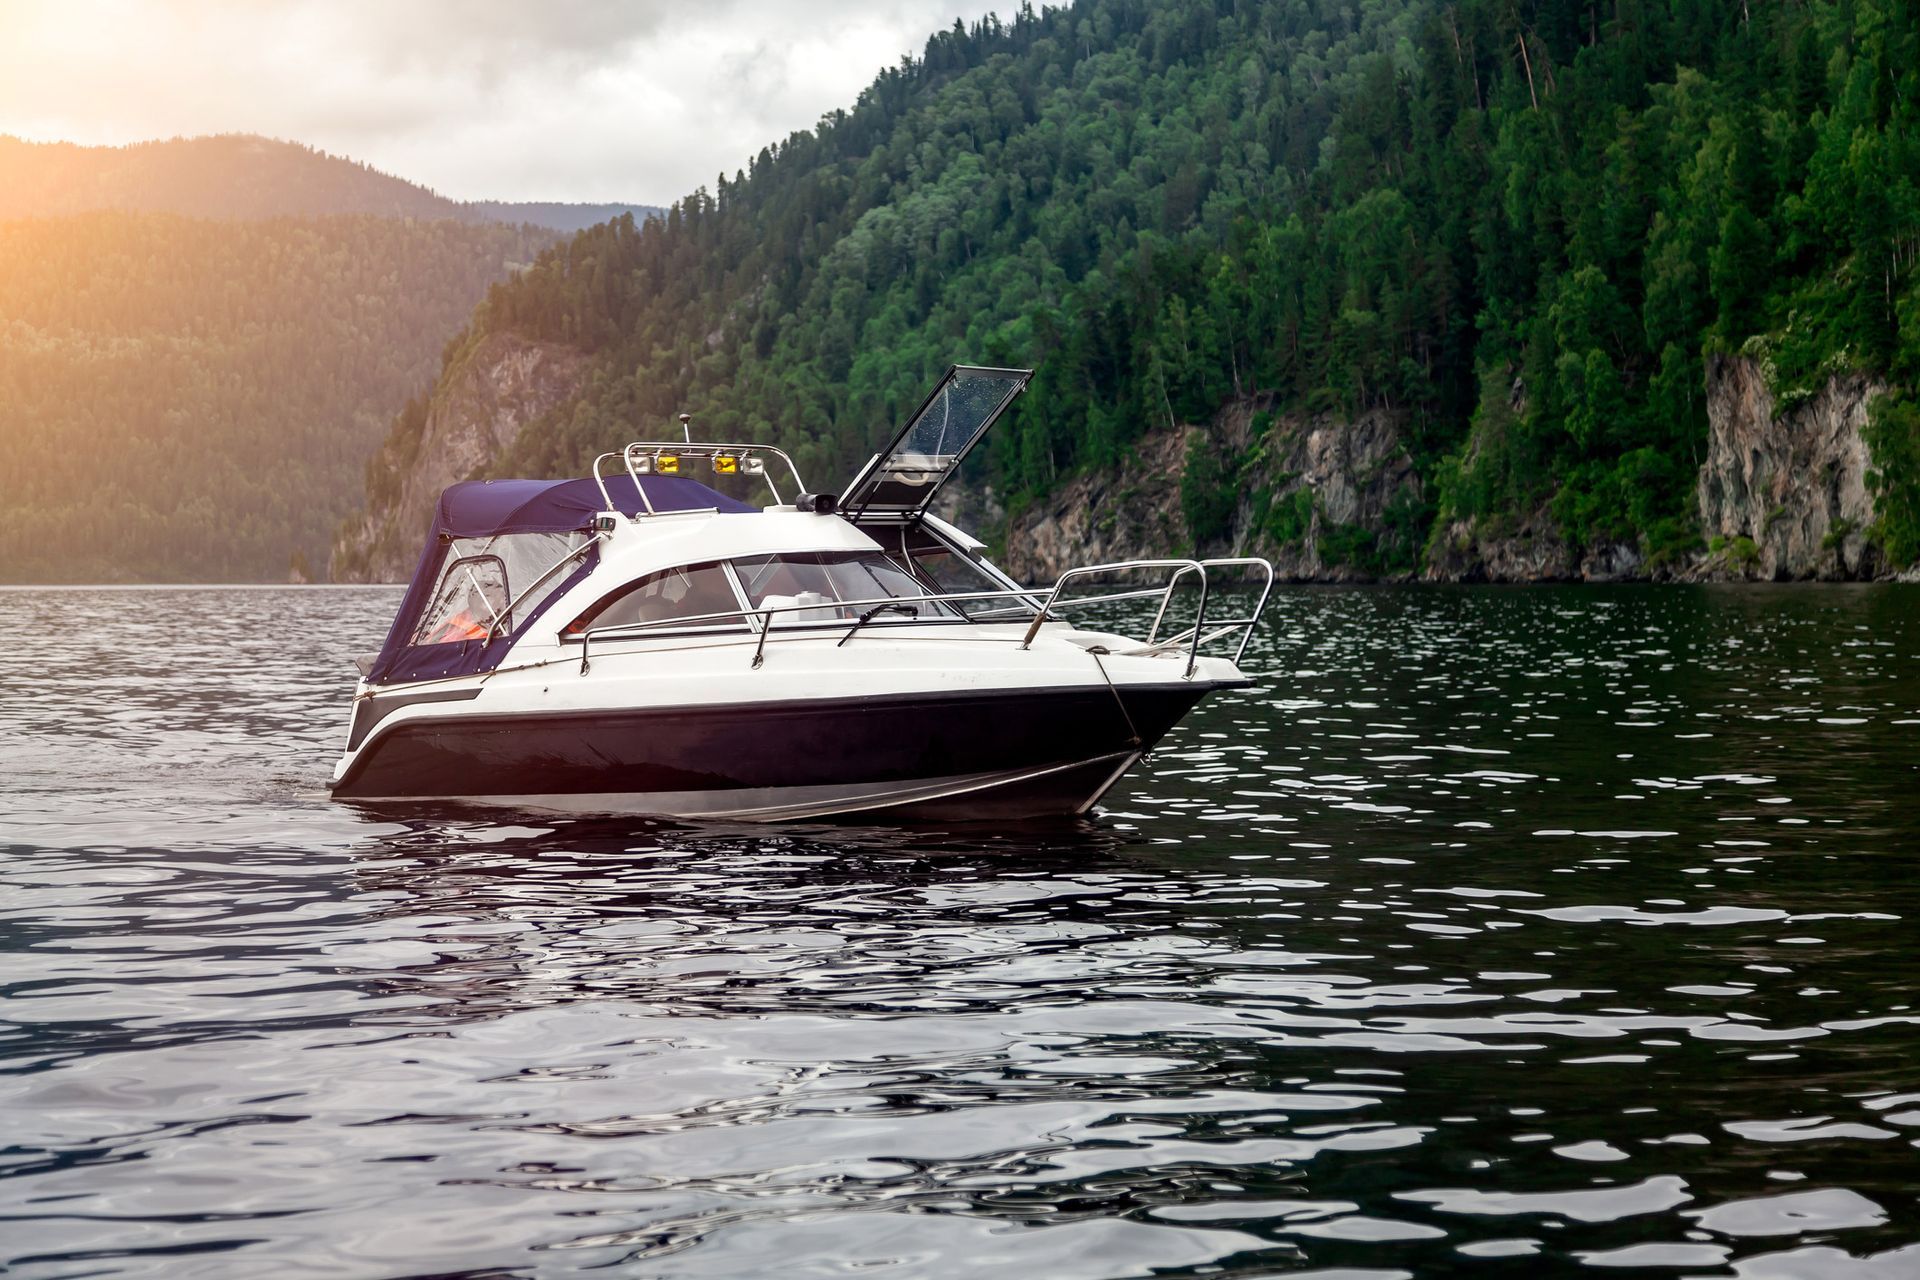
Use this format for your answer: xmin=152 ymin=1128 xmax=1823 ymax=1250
xmin=346 ymin=687 xmax=483 ymax=751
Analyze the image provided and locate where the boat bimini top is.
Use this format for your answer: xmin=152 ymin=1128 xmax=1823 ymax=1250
xmin=366 ymin=473 xmax=759 ymax=686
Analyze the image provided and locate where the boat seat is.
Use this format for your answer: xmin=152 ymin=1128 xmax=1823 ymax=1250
xmin=760 ymin=591 xmax=838 ymax=624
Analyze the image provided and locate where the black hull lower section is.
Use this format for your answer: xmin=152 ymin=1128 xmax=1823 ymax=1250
xmin=332 ymin=683 xmax=1218 ymax=820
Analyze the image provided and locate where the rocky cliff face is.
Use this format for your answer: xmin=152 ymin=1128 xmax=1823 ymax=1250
xmin=1000 ymin=422 xmax=1190 ymax=583
xmin=1001 ymin=397 xmax=1422 ymax=584
xmin=1004 ymin=356 xmax=1896 ymax=584
xmin=330 ymin=333 xmax=587 ymax=582
xmin=1424 ymin=510 xmax=1579 ymax=582
xmin=333 ymin=343 xmax=1895 ymax=586
xmin=1426 ymin=356 xmax=1891 ymax=582
xmin=1694 ymin=355 xmax=1886 ymax=580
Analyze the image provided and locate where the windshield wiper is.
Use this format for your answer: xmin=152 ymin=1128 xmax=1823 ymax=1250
xmin=835 ymin=602 xmax=919 ymax=648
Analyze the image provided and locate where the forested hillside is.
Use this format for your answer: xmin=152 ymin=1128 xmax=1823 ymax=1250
xmin=348 ymin=0 xmax=1433 ymax=521
xmin=0 ymin=214 xmax=554 ymax=581
xmin=0 ymin=135 xmax=661 ymax=231
xmin=345 ymin=0 xmax=1918 ymax=577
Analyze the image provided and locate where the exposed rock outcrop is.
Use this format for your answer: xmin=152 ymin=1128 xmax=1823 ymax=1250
xmin=1421 ymin=375 xmax=1636 ymax=582
xmin=1426 ymin=356 xmax=1893 ymax=582
xmin=1693 ymin=355 xmax=1885 ymax=580
xmin=1002 ymin=397 xmax=1422 ymax=583
xmin=330 ymin=333 xmax=587 ymax=581
xmin=1425 ymin=511 xmax=1578 ymax=582
xmin=1252 ymin=405 xmax=1422 ymax=581
xmin=1002 ymin=421 xmax=1190 ymax=583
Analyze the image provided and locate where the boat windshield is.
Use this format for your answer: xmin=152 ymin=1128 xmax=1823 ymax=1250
xmin=732 ymin=551 xmax=960 ymax=623
xmin=837 ymin=366 xmax=1029 ymax=520
xmin=885 ymin=524 xmax=1029 ymax=619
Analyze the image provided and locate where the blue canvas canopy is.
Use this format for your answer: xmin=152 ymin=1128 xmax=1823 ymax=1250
xmin=368 ymin=474 xmax=757 ymax=686
xmin=424 ymin=474 xmax=753 ymax=537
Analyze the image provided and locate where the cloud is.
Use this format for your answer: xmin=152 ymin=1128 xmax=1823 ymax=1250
xmin=0 ymin=0 xmax=1006 ymax=203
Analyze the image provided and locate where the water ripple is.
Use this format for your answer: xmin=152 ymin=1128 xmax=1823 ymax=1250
xmin=1 ymin=584 xmax=1916 ymax=1277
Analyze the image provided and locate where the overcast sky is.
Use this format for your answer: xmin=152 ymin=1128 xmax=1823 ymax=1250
xmin=0 ymin=0 xmax=1009 ymax=205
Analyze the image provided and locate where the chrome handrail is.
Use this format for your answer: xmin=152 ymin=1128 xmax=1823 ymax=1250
xmin=575 ymin=587 xmax=1037 ymax=674
xmin=1020 ymin=559 xmax=1211 ymax=677
xmin=567 ymin=556 xmax=1273 ymax=677
xmin=1146 ymin=557 xmax=1275 ymax=665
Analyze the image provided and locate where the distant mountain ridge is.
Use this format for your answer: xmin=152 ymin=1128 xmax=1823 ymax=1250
xmin=0 ymin=131 xmax=667 ymax=581
xmin=462 ymin=201 xmax=662 ymax=234
xmin=0 ymin=211 xmax=559 ymax=583
xmin=0 ymin=134 xmax=660 ymax=232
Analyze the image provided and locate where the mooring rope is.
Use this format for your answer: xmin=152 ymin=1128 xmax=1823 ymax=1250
xmin=1083 ymin=645 xmax=1142 ymax=748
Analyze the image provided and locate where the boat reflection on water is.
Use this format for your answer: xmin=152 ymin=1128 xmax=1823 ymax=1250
xmin=338 ymin=810 xmax=1156 ymax=1022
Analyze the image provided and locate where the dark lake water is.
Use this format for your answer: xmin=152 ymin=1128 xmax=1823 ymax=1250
xmin=2 ymin=584 xmax=1917 ymax=1278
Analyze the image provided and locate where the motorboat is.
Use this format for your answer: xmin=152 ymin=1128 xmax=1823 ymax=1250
xmin=329 ymin=366 xmax=1273 ymax=820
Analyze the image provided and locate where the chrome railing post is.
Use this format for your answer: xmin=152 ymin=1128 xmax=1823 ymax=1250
xmin=1019 ymin=578 xmax=1065 ymax=648
xmin=621 ymin=446 xmax=658 ymax=515
xmin=1186 ymin=568 xmax=1210 ymax=679
xmin=751 ymin=609 xmax=772 ymax=668
xmin=1148 ymin=564 xmax=1202 ymax=645
xmin=590 ymin=453 xmax=619 ymax=511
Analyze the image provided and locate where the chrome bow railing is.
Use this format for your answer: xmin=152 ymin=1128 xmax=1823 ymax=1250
xmin=1017 ymin=557 xmax=1274 ymax=676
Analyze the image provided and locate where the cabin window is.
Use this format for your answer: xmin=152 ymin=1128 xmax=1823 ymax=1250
xmin=887 ymin=527 xmax=1020 ymax=617
xmin=564 ymin=561 xmax=746 ymax=636
xmin=730 ymin=551 xmax=958 ymax=624
xmin=410 ymin=531 xmax=591 ymax=646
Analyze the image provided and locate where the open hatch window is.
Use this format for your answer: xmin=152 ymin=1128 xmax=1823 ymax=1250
xmin=837 ymin=366 xmax=1030 ymax=522
xmin=564 ymin=561 xmax=747 ymax=636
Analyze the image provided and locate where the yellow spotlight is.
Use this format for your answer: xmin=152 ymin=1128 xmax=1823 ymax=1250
xmin=657 ymin=455 xmax=680 ymax=474
xmin=713 ymin=455 xmax=738 ymax=475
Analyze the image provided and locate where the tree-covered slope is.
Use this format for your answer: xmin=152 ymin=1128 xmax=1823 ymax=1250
xmin=0 ymin=135 xmax=661 ymax=232
xmin=345 ymin=0 xmax=1920 ymax=574
xmin=0 ymin=213 xmax=553 ymax=581
xmin=355 ymin=0 xmax=1430 ymax=494
xmin=464 ymin=202 xmax=666 ymax=234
